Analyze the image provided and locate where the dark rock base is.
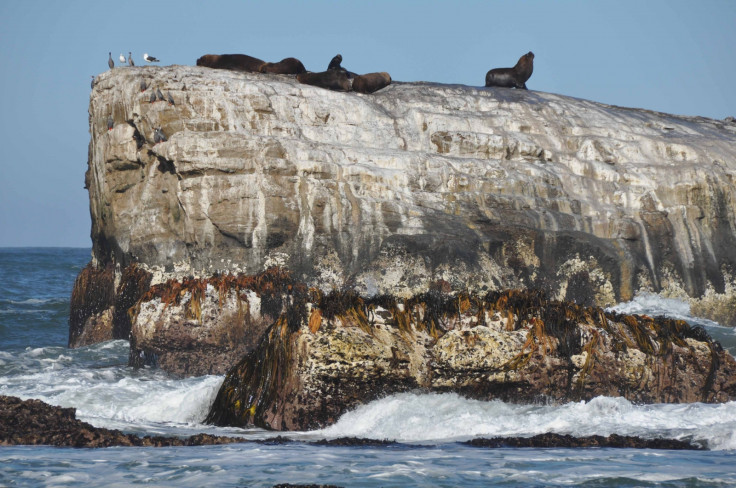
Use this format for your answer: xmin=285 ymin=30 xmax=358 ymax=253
xmin=1 ymin=395 xmax=703 ymax=451
xmin=465 ymin=433 xmax=701 ymax=450
xmin=0 ymin=396 xmax=244 ymax=448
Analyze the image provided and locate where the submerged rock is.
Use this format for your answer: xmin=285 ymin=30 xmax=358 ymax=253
xmin=465 ymin=433 xmax=700 ymax=450
xmin=206 ymin=287 xmax=736 ymax=431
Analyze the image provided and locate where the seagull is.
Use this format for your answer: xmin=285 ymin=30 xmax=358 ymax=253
xmin=107 ymin=115 xmax=114 ymax=131
xmin=119 ymin=53 xmax=126 ymax=64
xmin=128 ymin=52 xmax=135 ymax=67
xmin=140 ymin=79 xmax=147 ymax=92
xmin=108 ymin=52 xmax=114 ymax=69
xmin=167 ymin=92 xmax=175 ymax=106
xmin=156 ymin=88 xmax=165 ymax=102
xmin=143 ymin=53 xmax=160 ymax=63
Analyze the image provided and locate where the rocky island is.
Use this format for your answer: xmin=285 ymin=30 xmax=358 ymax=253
xmin=71 ymin=64 xmax=736 ymax=429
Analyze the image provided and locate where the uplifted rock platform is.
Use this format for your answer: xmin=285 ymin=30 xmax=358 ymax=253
xmin=72 ymin=64 xmax=736 ymax=374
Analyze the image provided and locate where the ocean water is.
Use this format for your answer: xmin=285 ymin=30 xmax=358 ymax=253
xmin=1 ymin=248 xmax=735 ymax=487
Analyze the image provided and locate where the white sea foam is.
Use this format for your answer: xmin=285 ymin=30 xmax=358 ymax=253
xmin=607 ymin=292 xmax=691 ymax=318
xmin=9 ymin=298 xmax=55 ymax=305
xmin=317 ymin=392 xmax=736 ymax=449
xmin=608 ymin=292 xmax=736 ymax=355
xmin=0 ymin=341 xmax=225 ymax=432
xmin=608 ymin=292 xmax=729 ymax=330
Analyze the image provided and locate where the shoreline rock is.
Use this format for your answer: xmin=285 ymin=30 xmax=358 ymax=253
xmin=0 ymin=395 xmax=244 ymax=448
xmin=0 ymin=396 xmax=704 ymax=451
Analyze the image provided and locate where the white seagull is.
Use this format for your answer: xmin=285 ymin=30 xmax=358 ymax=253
xmin=143 ymin=53 xmax=160 ymax=63
xmin=119 ymin=53 xmax=126 ymax=64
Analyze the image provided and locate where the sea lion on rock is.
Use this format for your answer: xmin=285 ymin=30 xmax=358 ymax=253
xmin=352 ymin=72 xmax=392 ymax=94
xmin=260 ymin=57 xmax=307 ymax=75
xmin=296 ymin=70 xmax=351 ymax=92
xmin=485 ymin=51 xmax=534 ymax=89
xmin=326 ymin=53 xmax=356 ymax=78
xmin=196 ymin=54 xmax=265 ymax=73
xmin=328 ymin=54 xmax=343 ymax=71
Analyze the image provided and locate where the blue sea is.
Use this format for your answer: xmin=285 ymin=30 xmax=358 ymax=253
xmin=1 ymin=248 xmax=736 ymax=487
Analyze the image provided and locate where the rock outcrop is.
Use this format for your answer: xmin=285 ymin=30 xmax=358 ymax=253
xmin=74 ymin=64 xmax=736 ymax=373
xmin=0 ymin=395 xmax=245 ymax=448
xmin=205 ymin=288 xmax=736 ymax=431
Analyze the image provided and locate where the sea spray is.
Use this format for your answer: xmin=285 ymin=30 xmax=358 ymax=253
xmin=0 ymin=340 xmax=225 ymax=432
xmin=609 ymin=293 xmax=736 ymax=354
xmin=317 ymin=392 xmax=736 ymax=449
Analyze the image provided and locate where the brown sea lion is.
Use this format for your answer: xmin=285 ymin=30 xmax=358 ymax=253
xmin=296 ymin=70 xmax=351 ymax=92
xmin=327 ymin=54 xmax=343 ymax=71
xmin=196 ymin=54 xmax=265 ymax=73
xmin=352 ymin=72 xmax=392 ymax=94
xmin=485 ymin=51 xmax=534 ymax=89
xmin=260 ymin=57 xmax=307 ymax=75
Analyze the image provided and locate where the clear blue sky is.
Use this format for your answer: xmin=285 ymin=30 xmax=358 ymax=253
xmin=0 ymin=0 xmax=734 ymax=247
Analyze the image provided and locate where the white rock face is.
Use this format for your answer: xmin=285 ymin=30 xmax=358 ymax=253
xmin=88 ymin=65 xmax=736 ymax=306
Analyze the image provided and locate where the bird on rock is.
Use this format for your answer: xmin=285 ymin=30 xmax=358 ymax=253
xmin=128 ymin=52 xmax=135 ymax=67
xmin=90 ymin=76 xmax=95 ymax=89
xmin=107 ymin=115 xmax=114 ymax=131
xmin=140 ymin=79 xmax=147 ymax=92
xmin=119 ymin=53 xmax=126 ymax=64
xmin=154 ymin=127 xmax=167 ymax=144
xmin=149 ymin=91 xmax=156 ymax=103
xmin=108 ymin=52 xmax=114 ymax=69
xmin=167 ymin=92 xmax=175 ymax=106
xmin=143 ymin=53 xmax=160 ymax=63
xmin=156 ymin=88 xmax=165 ymax=102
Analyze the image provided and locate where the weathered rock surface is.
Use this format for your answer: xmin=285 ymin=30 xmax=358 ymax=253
xmin=128 ymin=268 xmax=293 ymax=376
xmin=74 ymin=64 xmax=736 ymax=372
xmin=205 ymin=288 xmax=736 ymax=431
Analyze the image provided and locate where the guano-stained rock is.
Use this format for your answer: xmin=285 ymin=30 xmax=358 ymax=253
xmin=74 ymin=64 xmax=736 ymax=374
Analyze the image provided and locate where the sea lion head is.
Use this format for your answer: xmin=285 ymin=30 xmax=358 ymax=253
xmin=328 ymin=54 xmax=343 ymax=71
xmin=516 ymin=52 xmax=534 ymax=81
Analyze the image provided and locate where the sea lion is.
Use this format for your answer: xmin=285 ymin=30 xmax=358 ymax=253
xmin=326 ymin=53 xmax=357 ymax=78
xmin=328 ymin=54 xmax=343 ymax=71
xmin=296 ymin=70 xmax=351 ymax=92
xmin=260 ymin=57 xmax=307 ymax=75
xmin=196 ymin=54 xmax=265 ymax=73
xmin=352 ymin=72 xmax=392 ymax=94
xmin=485 ymin=51 xmax=534 ymax=89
